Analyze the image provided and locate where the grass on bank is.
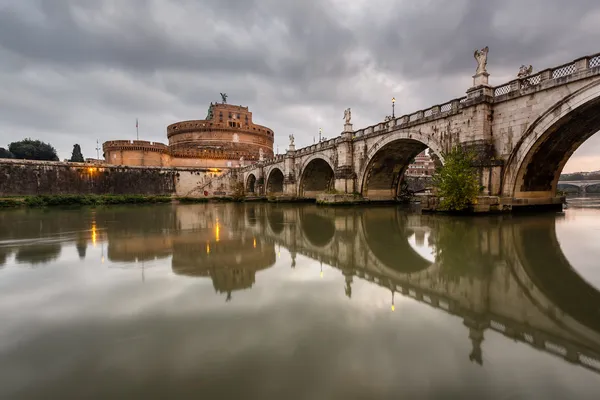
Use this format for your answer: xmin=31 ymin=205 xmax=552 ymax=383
xmin=0 ymin=194 xmax=172 ymax=208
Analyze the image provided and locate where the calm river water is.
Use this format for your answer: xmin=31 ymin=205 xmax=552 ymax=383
xmin=1 ymin=200 xmax=600 ymax=399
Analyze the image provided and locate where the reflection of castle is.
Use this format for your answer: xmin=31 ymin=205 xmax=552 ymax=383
xmin=103 ymin=204 xmax=276 ymax=300
xmin=102 ymin=99 xmax=274 ymax=168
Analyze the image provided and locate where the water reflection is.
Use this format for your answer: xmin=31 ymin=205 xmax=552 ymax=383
xmin=1 ymin=204 xmax=600 ymax=397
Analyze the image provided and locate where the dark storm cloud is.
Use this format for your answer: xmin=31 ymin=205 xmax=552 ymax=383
xmin=0 ymin=0 xmax=599 ymax=170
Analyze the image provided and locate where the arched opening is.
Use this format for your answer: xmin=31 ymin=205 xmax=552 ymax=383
xmin=299 ymin=209 xmax=336 ymax=247
xmin=300 ymin=158 xmax=334 ymax=198
xmin=508 ymin=82 xmax=600 ymax=201
xmin=361 ymin=208 xmax=432 ymax=273
xmin=362 ymin=139 xmax=439 ymax=201
xmin=267 ymin=206 xmax=285 ymax=235
xmin=512 ymin=216 xmax=600 ymax=333
xmin=246 ymin=174 xmax=256 ymax=194
xmin=266 ymin=168 xmax=284 ymax=194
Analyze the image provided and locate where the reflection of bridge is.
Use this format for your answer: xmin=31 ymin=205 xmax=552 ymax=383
xmin=242 ymin=204 xmax=600 ymax=373
xmin=3 ymin=204 xmax=600 ymax=373
xmin=206 ymin=51 xmax=600 ymax=211
xmin=558 ymin=180 xmax=600 ymax=194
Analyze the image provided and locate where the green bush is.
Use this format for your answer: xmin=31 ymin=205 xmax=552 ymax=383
xmin=432 ymin=146 xmax=480 ymax=211
xmin=19 ymin=194 xmax=172 ymax=208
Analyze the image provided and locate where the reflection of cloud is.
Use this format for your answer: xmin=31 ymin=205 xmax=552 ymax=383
xmin=1 ymin=255 xmax=598 ymax=398
xmin=407 ymin=232 xmax=435 ymax=263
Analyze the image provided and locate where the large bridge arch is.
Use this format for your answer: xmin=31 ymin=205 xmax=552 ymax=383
xmin=358 ymin=132 xmax=445 ymax=201
xmin=503 ymin=79 xmax=600 ymax=199
xmin=246 ymin=173 xmax=257 ymax=194
xmin=360 ymin=207 xmax=433 ymax=274
xmin=299 ymin=155 xmax=335 ymax=198
xmin=265 ymin=167 xmax=285 ymax=194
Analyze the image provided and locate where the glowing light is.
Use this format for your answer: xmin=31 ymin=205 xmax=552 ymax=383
xmin=320 ymin=271 xmax=323 ymax=278
xmin=101 ymin=256 xmax=105 ymax=264
xmin=209 ymin=168 xmax=220 ymax=173
xmin=253 ymin=238 xmax=256 ymax=248
xmin=215 ymin=219 xmax=220 ymax=242
xmin=91 ymin=223 xmax=97 ymax=247
xmin=391 ymin=305 xmax=395 ymax=311
xmin=206 ymin=242 xmax=210 ymax=254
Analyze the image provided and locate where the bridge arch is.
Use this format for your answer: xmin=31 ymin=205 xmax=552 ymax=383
xmin=360 ymin=208 xmax=433 ymax=274
xmin=246 ymin=173 xmax=257 ymax=194
xmin=358 ymin=132 xmax=445 ymax=201
xmin=266 ymin=167 xmax=285 ymax=194
xmin=503 ymin=79 xmax=600 ymax=198
xmin=299 ymin=155 xmax=335 ymax=198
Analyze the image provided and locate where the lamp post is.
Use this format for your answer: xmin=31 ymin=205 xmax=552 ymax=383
xmin=392 ymin=97 xmax=396 ymax=118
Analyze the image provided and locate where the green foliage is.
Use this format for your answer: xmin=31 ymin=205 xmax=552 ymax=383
xmin=397 ymin=178 xmax=413 ymax=203
xmin=0 ymin=194 xmax=172 ymax=208
xmin=432 ymin=146 xmax=480 ymax=211
xmin=8 ymin=139 xmax=59 ymax=161
xmin=0 ymin=147 xmax=14 ymax=159
xmin=70 ymin=144 xmax=84 ymax=162
xmin=560 ymin=172 xmax=600 ymax=181
xmin=231 ymin=181 xmax=246 ymax=201
xmin=432 ymin=217 xmax=491 ymax=282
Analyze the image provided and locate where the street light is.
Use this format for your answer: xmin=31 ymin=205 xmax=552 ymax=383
xmin=392 ymin=97 xmax=396 ymax=118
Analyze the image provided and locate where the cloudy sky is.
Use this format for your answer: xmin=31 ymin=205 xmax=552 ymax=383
xmin=1 ymin=0 xmax=600 ymax=172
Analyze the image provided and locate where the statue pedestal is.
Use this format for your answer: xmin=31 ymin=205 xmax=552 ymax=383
xmin=344 ymin=123 xmax=353 ymax=133
xmin=287 ymin=144 xmax=296 ymax=152
xmin=472 ymin=72 xmax=490 ymax=88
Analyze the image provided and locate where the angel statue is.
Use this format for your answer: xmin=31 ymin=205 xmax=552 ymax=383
xmin=289 ymin=134 xmax=295 ymax=146
xmin=517 ymin=65 xmax=533 ymax=78
xmin=220 ymin=92 xmax=228 ymax=103
xmin=474 ymin=46 xmax=489 ymax=75
xmin=343 ymin=107 xmax=352 ymax=124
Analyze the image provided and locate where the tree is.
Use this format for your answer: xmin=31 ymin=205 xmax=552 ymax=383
xmin=0 ymin=147 xmax=13 ymax=159
xmin=70 ymin=144 xmax=84 ymax=162
xmin=432 ymin=146 xmax=480 ymax=211
xmin=8 ymin=139 xmax=59 ymax=161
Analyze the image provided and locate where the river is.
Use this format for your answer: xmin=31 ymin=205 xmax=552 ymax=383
xmin=1 ymin=201 xmax=600 ymax=399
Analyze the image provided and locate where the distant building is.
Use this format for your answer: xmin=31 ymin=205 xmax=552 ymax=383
xmin=405 ymin=150 xmax=436 ymax=177
xmin=102 ymin=98 xmax=274 ymax=169
xmin=85 ymin=158 xmax=105 ymax=164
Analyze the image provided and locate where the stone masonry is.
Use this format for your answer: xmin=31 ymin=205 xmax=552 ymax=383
xmin=205 ymin=50 xmax=600 ymax=209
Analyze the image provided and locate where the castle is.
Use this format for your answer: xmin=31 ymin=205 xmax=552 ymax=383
xmin=102 ymin=96 xmax=275 ymax=168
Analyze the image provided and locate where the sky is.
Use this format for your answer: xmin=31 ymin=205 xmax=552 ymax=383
xmin=0 ymin=0 xmax=600 ymax=172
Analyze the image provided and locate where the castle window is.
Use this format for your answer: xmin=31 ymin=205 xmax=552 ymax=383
xmin=229 ymin=112 xmax=232 ymax=118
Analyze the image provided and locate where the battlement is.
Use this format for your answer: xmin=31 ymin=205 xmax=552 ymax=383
xmin=102 ymin=140 xmax=169 ymax=153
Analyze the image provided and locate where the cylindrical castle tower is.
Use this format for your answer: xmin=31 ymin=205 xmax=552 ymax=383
xmin=102 ymin=99 xmax=274 ymax=168
xmin=166 ymin=103 xmax=274 ymax=167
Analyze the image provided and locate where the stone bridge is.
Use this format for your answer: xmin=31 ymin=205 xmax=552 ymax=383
xmin=211 ymin=51 xmax=600 ymax=210
xmin=557 ymin=180 xmax=600 ymax=194
xmin=240 ymin=204 xmax=600 ymax=372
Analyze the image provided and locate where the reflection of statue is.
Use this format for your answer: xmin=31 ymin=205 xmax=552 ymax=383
xmin=220 ymin=92 xmax=228 ymax=103
xmin=517 ymin=65 xmax=533 ymax=78
xmin=474 ymin=46 xmax=489 ymax=75
xmin=289 ymin=134 xmax=295 ymax=146
xmin=343 ymin=108 xmax=352 ymax=124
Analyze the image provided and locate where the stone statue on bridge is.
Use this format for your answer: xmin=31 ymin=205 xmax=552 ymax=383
xmin=343 ymin=108 xmax=352 ymax=124
xmin=474 ymin=46 xmax=489 ymax=75
xmin=517 ymin=65 xmax=533 ymax=78
xmin=259 ymin=147 xmax=264 ymax=161
xmin=289 ymin=134 xmax=295 ymax=146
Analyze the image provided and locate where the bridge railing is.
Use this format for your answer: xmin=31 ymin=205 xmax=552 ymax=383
xmin=234 ymin=51 xmax=600 ymax=170
xmin=493 ymin=52 xmax=600 ymax=98
xmin=352 ymin=96 xmax=466 ymax=139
